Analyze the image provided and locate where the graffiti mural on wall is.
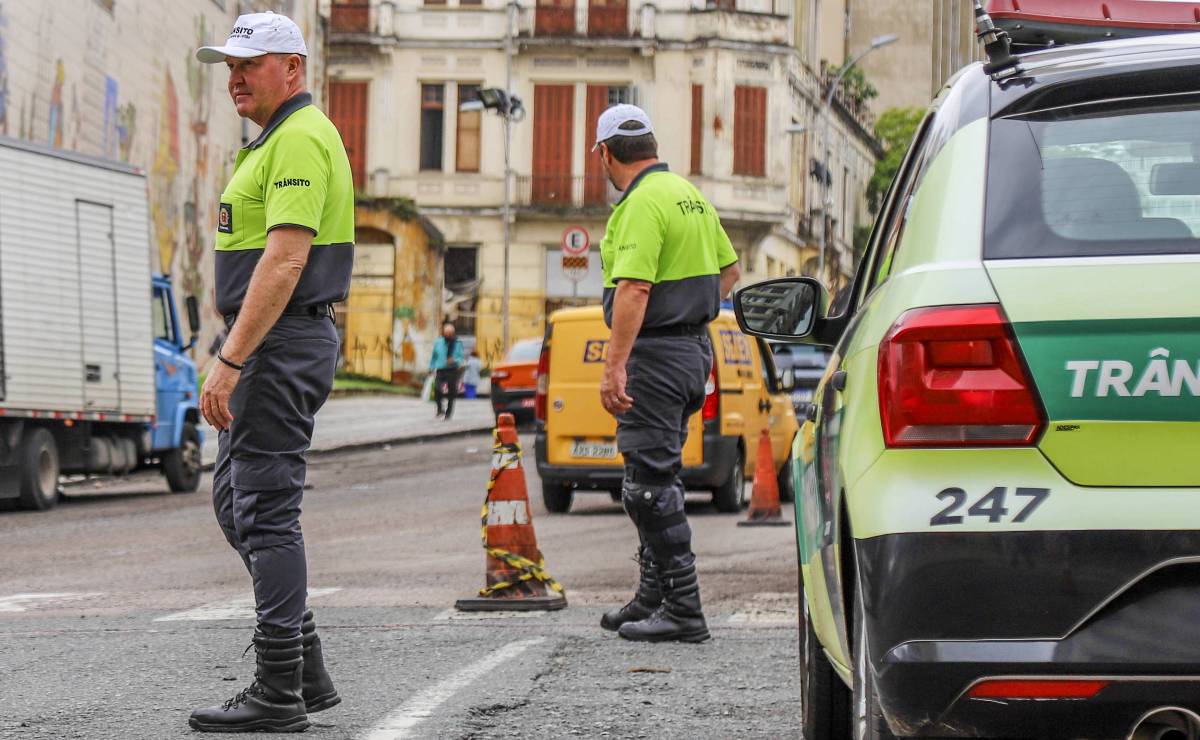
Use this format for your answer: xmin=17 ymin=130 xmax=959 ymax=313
xmin=0 ymin=2 xmax=8 ymax=137
xmin=180 ymin=14 xmax=216 ymax=302
xmin=47 ymin=59 xmax=64 ymax=147
xmin=150 ymin=67 xmax=181 ymax=275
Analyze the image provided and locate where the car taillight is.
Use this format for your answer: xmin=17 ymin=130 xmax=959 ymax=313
xmin=535 ymin=347 xmax=550 ymax=422
xmin=968 ymin=679 xmax=1107 ymax=699
xmin=877 ymin=304 xmax=1044 ymax=447
xmin=702 ymin=364 xmax=719 ymax=422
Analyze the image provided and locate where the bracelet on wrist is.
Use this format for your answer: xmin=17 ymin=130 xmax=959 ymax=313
xmin=217 ymin=350 xmax=244 ymax=372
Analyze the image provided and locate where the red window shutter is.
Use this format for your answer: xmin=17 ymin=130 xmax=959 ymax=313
xmin=328 ymin=81 xmax=369 ymax=190
xmin=690 ymin=84 xmax=703 ymax=175
xmin=584 ymin=85 xmax=609 ymax=205
xmin=532 ymin=85 xmax=575 ymax=205
xmin=734 ymin=85 xmax=766 ymax=177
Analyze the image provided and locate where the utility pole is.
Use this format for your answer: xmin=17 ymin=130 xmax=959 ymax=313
xmin=501 ymin=1 xmax=516 ymax=353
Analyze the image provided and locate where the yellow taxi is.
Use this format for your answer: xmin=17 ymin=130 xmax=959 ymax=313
xmin=533 ymin=305 xmax=799 ymax=513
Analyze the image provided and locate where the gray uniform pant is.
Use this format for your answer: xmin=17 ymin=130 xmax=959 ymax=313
xmin=616 ymin=334 xmax=713 ymax=569
xmin=212 ymin=313 xmax=338 ymax=636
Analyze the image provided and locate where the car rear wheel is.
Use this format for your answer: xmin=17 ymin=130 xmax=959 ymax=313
xmin=852 ymin=554 xmax=896 ymax=740
xmin=800 ymin=578 xmax=850 ymax=739
xmin=17 ymin=428 xmax=60 ymax=511
xmin=712 ymin=447 xmax=746 ymax=513
xmin=541 ymin=481 xmax=574 ymax=513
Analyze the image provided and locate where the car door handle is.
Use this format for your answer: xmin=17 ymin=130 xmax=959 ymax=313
xmin=831 ymin=370 xmax=848 ymax=392
xmin=758 ymin=400 xmax=771 ymax=413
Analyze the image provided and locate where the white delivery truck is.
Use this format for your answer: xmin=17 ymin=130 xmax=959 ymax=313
xmin=0 ymin=136 xmax=203 ymax=511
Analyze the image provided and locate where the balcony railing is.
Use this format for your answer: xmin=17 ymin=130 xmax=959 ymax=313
xmin=588 ymin=4 xmax=628 ymax=36
xmin=535 ymin=6 xmax=576 ymax=36
xmin=516 ymin=175 xmax=619 ymax=209
xmin=331 ymin=3 xmax=372 ymax=34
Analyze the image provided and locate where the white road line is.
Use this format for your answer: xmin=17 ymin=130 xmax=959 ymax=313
xmin=0 ymin=592 xmax=104 ymax=613
xmin=154 ymin=588 xmax=341 ymax=622
xmin=432 ymin=608 xmax=542 ymax=621
xmin=361 ymin=638 xmax=546 ymax=740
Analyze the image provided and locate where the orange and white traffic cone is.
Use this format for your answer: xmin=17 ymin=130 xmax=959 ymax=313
xmin=455 ymin=413 xmax=568 ymax=611
xmin=738 ymin=428 xmax=790 ymax=527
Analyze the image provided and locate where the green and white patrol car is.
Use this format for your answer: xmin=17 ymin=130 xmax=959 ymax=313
xmin=735 ymin=28 xmax=1200 ymax=740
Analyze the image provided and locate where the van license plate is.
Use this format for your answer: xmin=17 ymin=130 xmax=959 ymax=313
xmin=572 ymin=441 xmax=617 ymax=459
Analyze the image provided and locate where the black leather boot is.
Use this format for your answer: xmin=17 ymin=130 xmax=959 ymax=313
xmin=618 ymin=561 xmax=710 ymax=643
xmin=301 ymin=610 xmax=341 ymax=713
xmin=189 ymin=629 xmax=309 ymax=733
xmin=600 ymin=547 xmax=661 ymax=631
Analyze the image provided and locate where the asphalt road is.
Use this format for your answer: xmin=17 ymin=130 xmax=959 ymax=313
xmin=0 ymin=434 xmax=800 ymax=739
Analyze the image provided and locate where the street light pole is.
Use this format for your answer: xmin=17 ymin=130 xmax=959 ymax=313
xmin=501 ymin=1 xmax=516 ymax=353
xmin=815 ymin=33 xmax=897 ymax=288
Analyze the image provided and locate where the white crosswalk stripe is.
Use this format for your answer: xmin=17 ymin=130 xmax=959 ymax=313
xmin=0 ymin=592 xmax=104 ymax=613
xmin=154 ymin=587 xmax=341 ymax=622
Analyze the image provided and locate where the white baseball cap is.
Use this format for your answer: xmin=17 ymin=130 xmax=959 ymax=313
xmin=196 ymin=11 xmax=308 ymax=64
xmin=592 ymin=104 xmax=654 ymax=151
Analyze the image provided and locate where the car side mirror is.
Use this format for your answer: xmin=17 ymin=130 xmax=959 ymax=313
xmin=184 ymin=296 xmax=201 ymax=351
xmin=733 ymin=277 xmax=825 ymax=341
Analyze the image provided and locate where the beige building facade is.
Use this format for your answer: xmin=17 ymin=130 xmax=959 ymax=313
xmin=0 ymin=0 xmax=328 ymax=357
xmin=846 ymin=0 xmax=979 ymax=114
xmin=329 ymin=0 xmax=879 ymax=365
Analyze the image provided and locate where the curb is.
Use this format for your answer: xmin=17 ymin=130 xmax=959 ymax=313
xmin=200 ymin=424 xmax=496 ymax=471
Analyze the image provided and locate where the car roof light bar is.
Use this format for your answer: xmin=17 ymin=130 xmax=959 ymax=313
xmin=973 ymin=0 xmax=1024 ymax=79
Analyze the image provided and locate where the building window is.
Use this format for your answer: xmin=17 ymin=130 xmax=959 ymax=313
xmin=690 ymin=85 xmax=703 ymax=175
xmin=460 ymin=0 xmax=483 ymax=5
xmin=445 ymin=245 xmax=479 ymax=335
xmin=420 ymin=84 xmax=445 ymax=171
xmin=707 ymin=0 xmax=736 ymax=9
xmin=733 ymin=85 xmax=767 ymax=177
xmin=425 ymin=0 xmax=447 ymax=6
xmin=329 ymin=81 xmax=369 ymax=190
xmin=456 ymin=84 xmax=482 ymax=173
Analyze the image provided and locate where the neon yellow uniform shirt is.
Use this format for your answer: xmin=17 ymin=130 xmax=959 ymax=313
xmin=600 ymin=163 xmax=738 ymax=328
xmin=214 ymin=92 xmax=354 ymax=315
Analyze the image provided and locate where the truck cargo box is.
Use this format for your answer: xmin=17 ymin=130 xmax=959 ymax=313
xmin=0 ymin=137 xmax=155 ymax=420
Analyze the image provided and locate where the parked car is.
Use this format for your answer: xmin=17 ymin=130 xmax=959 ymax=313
xmin=735 ymin=20 xmax=1200 ymax=740
xmin=770 ymin=342 xmax=832 ymax=412
xmin=490 ymin=338 xmax=543 ymax=424
xmin=533 ymin=305 xmax=799 ymax=513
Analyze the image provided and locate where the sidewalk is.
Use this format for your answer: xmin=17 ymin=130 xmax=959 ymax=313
xmin=200 ymin=396 xmax=496 ymax=467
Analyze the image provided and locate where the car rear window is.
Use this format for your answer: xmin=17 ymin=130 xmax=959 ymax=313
xmin=985 ymin=95 xmax=1200 ymax=259
xmin=506 ymin=340 xmax=542 ymax=363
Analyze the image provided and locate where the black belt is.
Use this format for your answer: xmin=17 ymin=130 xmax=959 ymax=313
xmin=224 ymin=303 xmax=333 ymax=326
xmin=638 ymin=323 xmax=708 ymax=339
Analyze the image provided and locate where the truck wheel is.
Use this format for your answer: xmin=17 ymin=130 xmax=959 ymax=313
xmin=163 ymin=422 xmax=202 ymax=493
xmin=18 ymin=428 xmax=60 ymax=511
xmin=778 ymin=455 xmax=795 ymax=503
xmin=542 ymin=481 xmax=573 ymax=513
xmin=712 ymin=447 xmax=745 ymax=513
xmin=800 ymin=583 xmax=851 ymax=739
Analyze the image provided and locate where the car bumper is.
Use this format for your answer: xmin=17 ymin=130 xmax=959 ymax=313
xmin=491 ymin=388 xmax=536 ymax=418
xmin=858 ymin=530 xmax=1200 ymax=738
xmin=534 ymin=428 xmax=740 ymax=491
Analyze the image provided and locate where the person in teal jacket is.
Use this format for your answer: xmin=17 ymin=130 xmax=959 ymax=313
xmin=429 ymin=322 xmax=466 ymax=419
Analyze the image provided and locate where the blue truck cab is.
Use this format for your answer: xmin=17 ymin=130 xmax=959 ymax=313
xmin=151 ymin=274 xmax=204 ymax=493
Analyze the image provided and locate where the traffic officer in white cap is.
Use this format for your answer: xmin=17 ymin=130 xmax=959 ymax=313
xmin=189 ymin=10 xmax=353 ymax=733
xmin=595 ymin=104 xmax=740 ymax=643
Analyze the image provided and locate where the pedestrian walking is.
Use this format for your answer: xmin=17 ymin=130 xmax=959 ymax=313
xmin=189 ymin=11 xmax=352 ymax=733
xmin=594 ymin=105 xmax=740 ymax=643
xmin=462 ymin=349 xmax=482 ymax=400
xmin=429 ymin=322 xmax=465 ymax=420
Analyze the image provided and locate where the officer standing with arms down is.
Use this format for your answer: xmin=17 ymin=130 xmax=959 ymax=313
xmin=189 ymin=12 xmax=353 ymax=733
xmin=594 ymin=105 xmax=740 ymax=643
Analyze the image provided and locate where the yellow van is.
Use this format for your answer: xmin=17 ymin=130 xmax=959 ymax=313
xmin=533 ymin=305 xmax=799 ymax=513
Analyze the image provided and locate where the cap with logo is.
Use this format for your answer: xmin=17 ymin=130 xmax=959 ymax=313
xmin=592 ymin=104 xmax=654 ymax=151
xmin=196 ymin=11 xmax=308 ymax=64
